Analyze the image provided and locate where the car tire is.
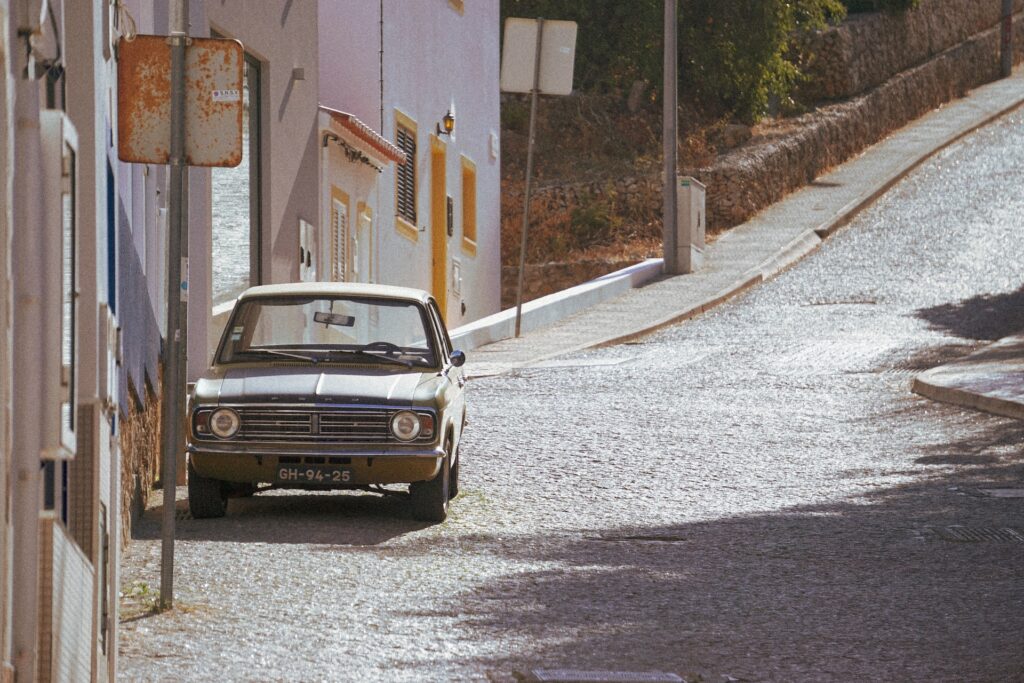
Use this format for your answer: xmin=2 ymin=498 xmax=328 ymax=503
xmin=410 ymin=446 xmax=450 ymax=522
xmin=188 ymin=459 xmax=228 ymax=519
xmin=448 ymin=446 xmax=460 ymax=500
xmin=228 ymin=482 xmax=258 ymax=498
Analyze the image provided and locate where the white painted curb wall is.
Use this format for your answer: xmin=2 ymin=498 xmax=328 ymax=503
xmin=450 ymin=259 xmax=664 ymax=351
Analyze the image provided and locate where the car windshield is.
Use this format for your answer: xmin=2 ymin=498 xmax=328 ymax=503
xmin=217 ymin=295 xmax=438 ymax=368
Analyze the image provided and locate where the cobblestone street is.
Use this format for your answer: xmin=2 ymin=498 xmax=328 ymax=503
xmin=120 ymin=112 xmax=1024 ymax=682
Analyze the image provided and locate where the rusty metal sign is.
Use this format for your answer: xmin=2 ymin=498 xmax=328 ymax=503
xmin=117 ymin=35 xmax=244 ymax=167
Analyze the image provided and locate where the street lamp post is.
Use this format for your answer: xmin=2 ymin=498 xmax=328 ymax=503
xmin=1001 ymin=0 xmax=1013 ymax=78
xmin=663 ymin=0 xmax=679 ymax=275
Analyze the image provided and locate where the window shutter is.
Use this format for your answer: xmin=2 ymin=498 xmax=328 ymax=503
xmin=396 ymin=125 xmax=417 ymax=223
xmin=331 ymin=199 xmax=348 ymax=281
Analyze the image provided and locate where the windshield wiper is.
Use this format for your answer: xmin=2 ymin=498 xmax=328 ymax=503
xmin=329 ymin=349 xmax=413 ymax=368
xmin=243 ymin=348 xmax=320 ymax=363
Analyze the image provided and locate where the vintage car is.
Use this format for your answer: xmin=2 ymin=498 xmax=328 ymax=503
xmin=186 ymin=282 xmax=467 ymax=522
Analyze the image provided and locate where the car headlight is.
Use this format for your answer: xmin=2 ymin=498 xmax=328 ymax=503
xmin=209 ymin=408 xmax=241 ymax=439
xmin=390 ymin=410 xmax=422 ymax=442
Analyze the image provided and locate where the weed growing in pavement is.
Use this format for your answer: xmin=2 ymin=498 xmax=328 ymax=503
xmin=120 ymin=580 xmax=210 ymax=622
xmin=120 ymin=580 xmax=159 ymax=621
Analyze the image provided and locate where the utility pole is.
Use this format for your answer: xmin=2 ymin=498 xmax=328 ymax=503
xmin=159 ymin=0 xmax=189 ymax=610
xmin=11 ymin=2 xmax=46 ymax=678
xmin=1001 ymin=0 xmax=1013 ymax=78
xmin=663 ymin=0 xmax=679 ymax=275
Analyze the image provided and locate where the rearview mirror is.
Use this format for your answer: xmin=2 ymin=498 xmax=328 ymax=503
xmin=313 ymin=311 xmax=355 ymax=327
xmin=450 ymin=350 xmax=466 ymax=367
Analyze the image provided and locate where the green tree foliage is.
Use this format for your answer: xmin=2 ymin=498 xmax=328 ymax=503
xmin=680 ymin=0 xmax=847 ymax=122
xmin=501 ymin=0 xmax=847 ymax=123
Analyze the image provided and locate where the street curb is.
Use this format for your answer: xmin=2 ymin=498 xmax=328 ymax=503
xmin=815 ymin=95 xmax=1024 ymax=240
xmin=589 ymin=273 xmax=764 ymax=350
xmin=750 ymin=229 xmax=823 ymax=281
xmin=581 ymin=230 xmax=821 ymax=352
xmin=911 ymin=374 xmax=1024 ymax=421
xmin=910 ymin=333 xmax=1024 ymax=421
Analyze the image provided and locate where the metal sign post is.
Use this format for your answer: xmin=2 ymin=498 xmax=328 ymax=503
xmin=501 ymin=17 xmax=577 ymax=337
xmin=158 ymin=0 xmax=188 ymax=611
xmin=514 ymin=19 xmax=544 ymax=338
xmin=117 ymin=4 xmax=242 ymax=611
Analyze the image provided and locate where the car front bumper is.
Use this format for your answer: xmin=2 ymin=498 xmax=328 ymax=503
xmin=187 ymin=443 xmax=445 ymax=486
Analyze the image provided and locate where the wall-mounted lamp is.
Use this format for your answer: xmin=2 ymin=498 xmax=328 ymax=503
xmin=436 ymin=110 xmax=455 ymax=136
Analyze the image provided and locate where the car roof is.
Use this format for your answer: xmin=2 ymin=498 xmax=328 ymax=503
xmin=237 ymin=282 xmax=434 ymax=305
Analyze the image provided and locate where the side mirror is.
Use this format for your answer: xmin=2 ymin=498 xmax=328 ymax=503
xmin=449 ymin=349 xmax=466 ymax=367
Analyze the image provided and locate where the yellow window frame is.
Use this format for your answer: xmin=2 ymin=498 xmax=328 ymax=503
xmin=460 ymin=155 xmax=477 ymax=256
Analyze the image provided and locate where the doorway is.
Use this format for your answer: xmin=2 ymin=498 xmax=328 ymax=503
xmin=430 ymin=136 xmax=447 ymax=318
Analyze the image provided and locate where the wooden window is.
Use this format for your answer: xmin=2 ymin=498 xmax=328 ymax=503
xmin=461 ymin=156 xmax=477 ymax=255
xmin=395 ymin=113 xmax=417 ymax=233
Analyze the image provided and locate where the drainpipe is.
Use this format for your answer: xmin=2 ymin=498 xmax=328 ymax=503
xmin=322 ymin=131 xmax=338 ymax=279
xmin=10 ymin=1 xmax=47 ymax=680
xmin=379 ymin=0 xmax=384 ymax=133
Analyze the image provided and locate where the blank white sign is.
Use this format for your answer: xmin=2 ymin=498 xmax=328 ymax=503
xmin=500 ymin=18 xmax=577 ymax=96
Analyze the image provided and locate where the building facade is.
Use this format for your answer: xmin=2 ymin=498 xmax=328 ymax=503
xmin=317 ymin=0 xmax=502 ymax=329
xmin=0 ymin=2 xmax=500 ymax=680
xmin=3 ymin=1 xmax=123 ymax=680
xmin=204 ymin=0 xmax=501 ymax=346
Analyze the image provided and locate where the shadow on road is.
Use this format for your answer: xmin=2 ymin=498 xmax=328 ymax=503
xmin=411 ymin=415 xmax=1024 ymax=682
xmin=915 ymin=284 xmax=1024 ymax=341
xmin=913 ymin=417 xmax=1024 ymax=466
xmin=132 ymin=490 xmax=432 ymax=545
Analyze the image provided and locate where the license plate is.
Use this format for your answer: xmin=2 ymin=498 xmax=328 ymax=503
xmin=276 ymin=466 xmax=352 ymax=484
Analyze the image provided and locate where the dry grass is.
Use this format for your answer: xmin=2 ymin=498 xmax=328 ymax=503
xmin=501 ymin=93 xmax=723 ymax=266
xmin=118 ymin=378 xmax=161 ymax=548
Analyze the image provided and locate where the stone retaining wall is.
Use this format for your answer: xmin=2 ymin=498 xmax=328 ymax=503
xmin=522 ymin=6 xmax=1024 ymax=236
xmin=696 ymin=11 xmax=1024 ymax=232
xmin=804 ymin=0 xmax=1024 ymax=101
xmin=507 ymin=2 xmax=1024 ymax=304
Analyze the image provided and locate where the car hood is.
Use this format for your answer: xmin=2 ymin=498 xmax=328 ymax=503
xmin=194 ymin=366 xmax=440 ymax=407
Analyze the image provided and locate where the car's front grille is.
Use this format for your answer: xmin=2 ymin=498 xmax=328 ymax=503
xmin=241 ymin=411 xmax=312 ymax=437
xmin=319 ymin=410 xmax=391 ymax=441
xmin=217 ymin=406 xmax=432 ymax=444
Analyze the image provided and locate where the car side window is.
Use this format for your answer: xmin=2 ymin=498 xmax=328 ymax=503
xmin=427 ymin=301 xmax=453 ymax=361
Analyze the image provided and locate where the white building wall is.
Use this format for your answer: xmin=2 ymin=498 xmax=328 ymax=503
xmin=195 ymin=0 xmax=321 ymax=366
xmin=58 ymin=2 xmax=120 ymax=680
xmin=319 ymin=117 xmax=388 ymax=286
xmin=319 ymin=0 xmax=501 ymax=328
xmin=38 ymin=518 xmax=93 ymax=683
xmin=319 ymin=1 xmax=382 ymax=130
xmin=202 ymin=1 xmax=321 ymax=285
